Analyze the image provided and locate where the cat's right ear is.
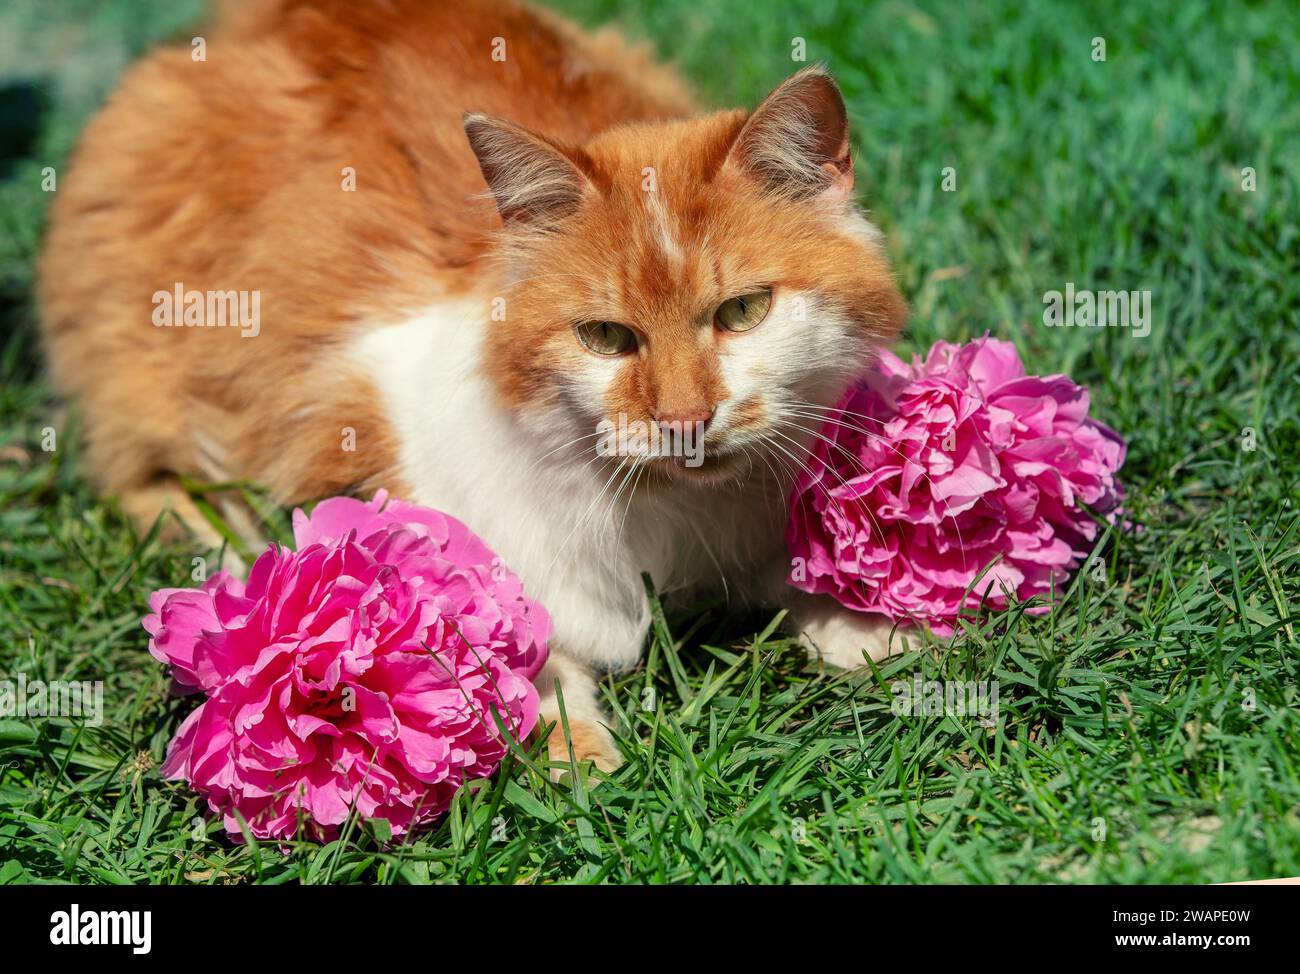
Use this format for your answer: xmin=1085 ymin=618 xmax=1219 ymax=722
xmin=722 ymin=66 xmax=854 ymax=205
xmin=463 ymin=114 xmax=591 ymax=227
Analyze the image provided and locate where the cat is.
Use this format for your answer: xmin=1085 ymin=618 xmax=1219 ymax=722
xmin=39 ymin=0 xmax=908 ymax=773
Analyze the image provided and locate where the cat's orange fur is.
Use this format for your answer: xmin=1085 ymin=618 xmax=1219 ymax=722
xmin=40 ymin=0 xmax=907 ymax=775
xmin=40 ymin=0 xmax=695 ymax=506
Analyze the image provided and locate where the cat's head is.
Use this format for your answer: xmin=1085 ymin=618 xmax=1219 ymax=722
xmin=465 ymin=67 xmax=906 ymax=487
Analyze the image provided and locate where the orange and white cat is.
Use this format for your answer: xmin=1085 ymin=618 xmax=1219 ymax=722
xmin=39 ymin=0 xmax=907 ymax=772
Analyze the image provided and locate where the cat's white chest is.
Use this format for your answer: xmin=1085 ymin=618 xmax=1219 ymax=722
xmin=351 ymin=300 xmax=786 ymax=671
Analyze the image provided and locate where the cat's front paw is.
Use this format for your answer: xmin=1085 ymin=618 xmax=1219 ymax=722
xmin=546 ymin=718 xmax=622 ymax=782
xmin=789 ymin=595 xmax=910 ymax=670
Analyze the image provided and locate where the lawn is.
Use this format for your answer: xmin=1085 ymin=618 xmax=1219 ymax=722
xmin=0 ymin=0 xmax=1297 ymax=884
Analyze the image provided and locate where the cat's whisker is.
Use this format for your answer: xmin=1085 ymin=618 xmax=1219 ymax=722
xmin=682 ymin=497 xmax=730 ymax=600
xmin=763 ymin=424 xmax=908 ymax=610
xmin=770 ymin=416 xmax=900 ymax=559
xmin=784 ymin=409 xmax=893 ymax=442
xmin=776 ymin=413 xmax=893 ymax=487
xmin=774 ymin=415 xmax=879 ymax=485
xmin=605 ymin=456 xmax=642 ymax=541
xmin=742 ymin=441 xmax=795 ymax=533
xmin=616 ymin=461 xmax=646 ymax=543
xmin=757 ymin=427 xmax=805 ymax=493
xmin=752 ymin=434 xmax=796 ymax=494
xmin=788 ymin=398 xmax=892 ymax=427
xmin=760 ymin=433 xmax=881 ymax=609
xmin=779 ymin=407 xmax=971 ymax=570
xmin=540 ymin=454 xmax=631 ymax=577
xmin=764 ymin=423 xmax=892 ymax=562
xmin=525 ymin=430 xmax=606 ymax=473
xmin=757 ymin=446 xmax=792 ymax=497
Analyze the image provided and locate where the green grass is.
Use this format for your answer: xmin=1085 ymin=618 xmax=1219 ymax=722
xmin=1 ymin=0 xmax=1297 ymax=884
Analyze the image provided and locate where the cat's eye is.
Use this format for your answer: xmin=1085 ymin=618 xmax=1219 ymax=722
xmin=715 ymin=289 xmax=773 ymax=333
xmin=575 ymin=320 xmax=637 ymax=356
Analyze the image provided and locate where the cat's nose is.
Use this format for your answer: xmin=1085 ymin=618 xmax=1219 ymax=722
xmin=654 ymin=406 xmax=713 ymax=431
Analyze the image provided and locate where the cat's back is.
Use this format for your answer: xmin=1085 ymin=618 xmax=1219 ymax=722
xmin=42 ymin=0 xmax=696 ymax=327
xmin=38 ymin=0 xmax=695 ymax=498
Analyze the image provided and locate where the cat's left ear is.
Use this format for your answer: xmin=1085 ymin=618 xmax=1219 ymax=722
xmin=723 ymin=66 xmax=853 ymax=203
xmin=463 ymin=113 xmax=592 ymax=227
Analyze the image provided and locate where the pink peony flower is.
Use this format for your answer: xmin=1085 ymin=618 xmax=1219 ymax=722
xmin=786 ymin=337 xmax=1125 ymax=634
xmin=143 ymin=490 xmax=550 ymax=842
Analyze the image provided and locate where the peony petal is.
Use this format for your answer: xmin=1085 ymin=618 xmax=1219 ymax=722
xmin=785 ymin=336 xmax=1125 ymax=633
xmin=146 ymin=489 xmax=552 ymax=843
